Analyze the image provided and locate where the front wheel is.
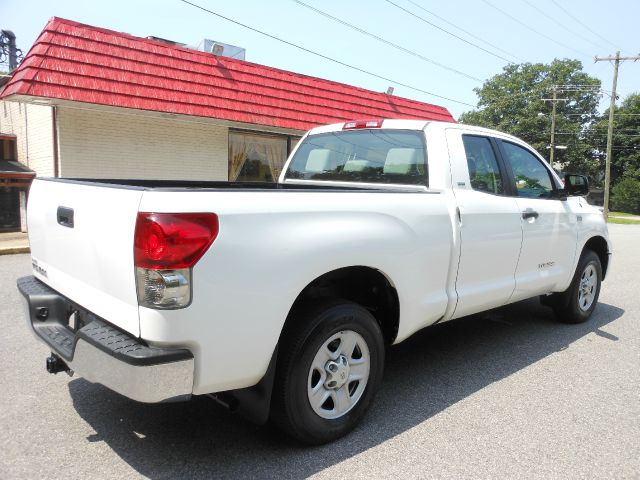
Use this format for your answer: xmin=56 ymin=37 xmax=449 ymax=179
xmin=551 ymin=249 xmax=602 ymax=323
xmin=271 ymin=300 xmax=385 ymax=444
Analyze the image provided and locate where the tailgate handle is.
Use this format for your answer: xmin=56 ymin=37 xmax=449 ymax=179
xmin=57 ymin=207 xmax=74 ymax=228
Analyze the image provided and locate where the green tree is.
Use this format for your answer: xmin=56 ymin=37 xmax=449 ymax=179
xmin=611 ymin=178 xmax=640 ymax=213
xmin=588 ymin=92 xmax=640 ymax=185
xmin=459 ymin=59 xmax=601 ymax=179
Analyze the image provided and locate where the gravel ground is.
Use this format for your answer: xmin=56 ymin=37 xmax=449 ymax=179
xmin=1 ymin=224 xmax=638 ymax=479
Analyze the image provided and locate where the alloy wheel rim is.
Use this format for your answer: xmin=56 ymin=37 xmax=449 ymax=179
xmin=578 ymin=264 xmax=597 ymax=311
xmin=307 ymin=330 xmax=370 ymax=420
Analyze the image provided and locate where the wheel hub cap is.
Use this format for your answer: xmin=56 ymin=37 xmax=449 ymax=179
xmin=307 ymin=330 xmax=371 ymax=420
xmin=578 ymin=264 xmax=597 ymax=311
xmin=324 ymin=355 xmax=350 ymax=390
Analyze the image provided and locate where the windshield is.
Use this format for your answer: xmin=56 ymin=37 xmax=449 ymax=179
xmin=284 ymin=129 xmax=427 ymax=185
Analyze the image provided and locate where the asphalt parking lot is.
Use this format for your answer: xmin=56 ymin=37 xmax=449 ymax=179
xmin=1 ymin=224 xmax=638 ymax=479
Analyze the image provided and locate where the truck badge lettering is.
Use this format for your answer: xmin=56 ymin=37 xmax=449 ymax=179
xmin=538 ymin=261 xmax=555 ymax=269
xmin=32 ymin=258 xmax=48 ymax=278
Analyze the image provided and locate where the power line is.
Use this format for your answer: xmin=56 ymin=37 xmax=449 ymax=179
xmin=293 ymin=0 xmax=482 ymax=81
xmin=558 ymin=145 xmax=637 ymax=150
xmin=554 ymin=84 xmax=606 ymax=88
xmin=554 ymin=86 xmax=603 ymax=91
xmin=480 ymin=0 xmax=590 ymax=58
xmin=562 ymin=113 xmax=640 ymax=117
xmin=475 ymin=85 xmax=588 ymax=106
xmin=554 ymin=132 xmax=640 ymax=137
xmin=559 ymin=141 xmax=638 ymax=147
xmin=382 ymin=0 xmax=516 ymax=64
xmin=553 ymin=84 xmax=614 ymax=100
xmin=586 ymin=128 xmax=640 ymax=132
xmin=404 ymin=0 xmax=524 ymax=62
xmin=177 ymin=0 xmax=476 ymax=107
xmin=519 ymin=0 xmax=607 ymax=52
xmin=549 ymin=0 xmax=624 ymax=53
xmin=560 ymin=142 xmax=635 ymax=147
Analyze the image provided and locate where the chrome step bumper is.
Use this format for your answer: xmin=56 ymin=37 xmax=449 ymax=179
xmin=17 ymin=276 xmax=194 ymax=403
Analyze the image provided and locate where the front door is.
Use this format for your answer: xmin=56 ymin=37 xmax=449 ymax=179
xmin=498 ymin=140 xmax=577 ymax=302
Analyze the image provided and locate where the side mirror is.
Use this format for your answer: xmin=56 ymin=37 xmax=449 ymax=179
xmin=564 ymin=174 xmax=589 ymax=196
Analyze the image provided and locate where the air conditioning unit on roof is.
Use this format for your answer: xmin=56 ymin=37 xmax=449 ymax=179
xmin=195 ymin=39 xmax=246 ymax=60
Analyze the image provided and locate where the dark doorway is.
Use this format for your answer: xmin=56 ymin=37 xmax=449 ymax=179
xmin=0 ymin=135 xmax=34 ymax=232
xmin=0 ymin=187 xmax=20 ymax=231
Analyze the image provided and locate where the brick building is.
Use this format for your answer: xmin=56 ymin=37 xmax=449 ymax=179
xmin=0 ymin=17 xmax=454 ymax=231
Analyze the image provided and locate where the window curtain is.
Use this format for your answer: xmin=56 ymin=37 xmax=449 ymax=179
xmin=229 ymin=132 xmax=287 ymax=182
xmin=228 ymin=133 xmax=250 ymax=181
xmin=264 ymin=137 xmax=287 ymax=181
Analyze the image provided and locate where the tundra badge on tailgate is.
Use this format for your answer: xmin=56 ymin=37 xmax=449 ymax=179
xmin=32 ymin=258 xmax=48 ymax=278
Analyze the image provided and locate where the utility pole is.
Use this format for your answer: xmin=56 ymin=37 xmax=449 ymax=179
xmin=541 ymin=86 xmax=568 ymax=169
xmin=0 ymin=30 xmax=20 ymax=71
xmin=594 ymin=51 xmax=640 ymax=217
xmin=550 ymin=87 xmax=557 ymax=166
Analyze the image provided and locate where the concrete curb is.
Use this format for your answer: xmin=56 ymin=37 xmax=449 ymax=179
xmin=0 ymin=247 xmax=30 ymax=256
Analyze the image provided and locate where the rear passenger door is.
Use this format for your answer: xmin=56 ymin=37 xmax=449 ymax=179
xmin=497 ymin=140 xmax=578 ymax=301
xmin=448 ymin=132 xmax=523 ymax=319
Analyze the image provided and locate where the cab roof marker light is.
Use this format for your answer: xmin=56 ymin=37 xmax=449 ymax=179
xmin=343 ymin=119 xmax=383 ymax=130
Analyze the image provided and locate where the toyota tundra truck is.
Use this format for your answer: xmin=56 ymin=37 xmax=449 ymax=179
xmin=17 ymin=119 xmax=611 ymax=444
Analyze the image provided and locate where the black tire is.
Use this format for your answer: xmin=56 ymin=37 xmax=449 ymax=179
xmin=270 ymin=299 xmax=385 ymax=445
xmin=551 ymin=249 xmax=602 ymax=324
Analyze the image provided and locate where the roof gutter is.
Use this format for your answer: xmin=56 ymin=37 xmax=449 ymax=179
xmin=52 ymin=106 xmax=59 ymax=177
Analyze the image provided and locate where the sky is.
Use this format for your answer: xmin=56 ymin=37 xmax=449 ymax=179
xmin=2 ymin=0 xmax=639 ymax=119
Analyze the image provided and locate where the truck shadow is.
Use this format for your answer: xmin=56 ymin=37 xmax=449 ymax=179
xmin=68 ymin=298 xmax=623 ymax=479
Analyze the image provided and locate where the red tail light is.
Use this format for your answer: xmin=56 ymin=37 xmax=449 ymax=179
xmin=343 ymin=119 xmax=383 ymax=130
xmin=134 ymin=213 xmax=219 ymax=269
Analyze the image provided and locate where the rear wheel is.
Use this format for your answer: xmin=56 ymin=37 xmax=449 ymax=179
xmin=551 ymin=249 xmax=602 ymax=323
xmin=271 ymin=300 xmax=385 ymax=444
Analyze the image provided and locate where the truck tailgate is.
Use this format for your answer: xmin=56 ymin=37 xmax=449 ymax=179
xmin=27 ymin=179 xmax=144 ymax=336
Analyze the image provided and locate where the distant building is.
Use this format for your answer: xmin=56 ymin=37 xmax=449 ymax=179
xmin=0 ymin=17 xmax=454 ymax=232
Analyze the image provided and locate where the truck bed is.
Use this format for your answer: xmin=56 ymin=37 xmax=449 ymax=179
xmin=48 ymin=178 xmax=423 ymax=192
xmin=26 ymin=175 xmax=452 ymax=393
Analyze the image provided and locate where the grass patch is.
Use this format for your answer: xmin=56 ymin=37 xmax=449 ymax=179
xmin=608 ymin=217 xmax=640 ymax=225
xmin=609 ymin=211 xmax=637 ymax=218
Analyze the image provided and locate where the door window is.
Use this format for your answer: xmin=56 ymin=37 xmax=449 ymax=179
xmin=501 ymin=142 xmax=554 ymax=198
xmin=462 ymin=135 xmax=504 ymax=194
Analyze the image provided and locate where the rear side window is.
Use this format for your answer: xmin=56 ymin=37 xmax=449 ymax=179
xmin=462 ymin=135 xmax=504 ymax=194
xmin=501 ymin=142 xmax=554 ymax=198
xmin=285 ymin=129 xmax=427 ymax=185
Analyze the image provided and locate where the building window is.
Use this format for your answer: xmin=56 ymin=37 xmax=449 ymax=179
xmin=228 ymin=131 xmax=299 ymax=182
xmin=1 ymin=137 xmax=17 ymax=161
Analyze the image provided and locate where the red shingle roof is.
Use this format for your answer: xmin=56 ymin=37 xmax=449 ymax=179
xmin=1 ymin=17 xmax=455 ymax=130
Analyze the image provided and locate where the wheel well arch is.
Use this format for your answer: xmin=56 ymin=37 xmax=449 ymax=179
xmin=285 ymin=266 xmax=400 ymax=345
xmin=583 ymin=235 xmax=610 ymax=277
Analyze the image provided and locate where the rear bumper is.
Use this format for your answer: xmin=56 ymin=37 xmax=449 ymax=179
xmin=17 ymin=276 xmax=194 ymax=403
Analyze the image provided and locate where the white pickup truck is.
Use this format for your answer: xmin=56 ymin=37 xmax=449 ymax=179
xmin=18 ymin=119 xmax=611 ymax=444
